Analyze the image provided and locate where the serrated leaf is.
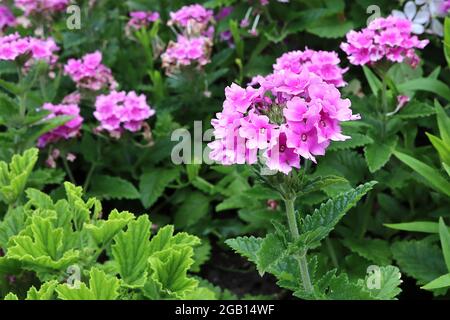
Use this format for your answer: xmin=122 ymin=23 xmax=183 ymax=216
xmin=0 ymin=148 xmax=38 ymax=205
xmin=225 ymin=236 xmax=263 ymax=265
xmin=89 ymin=175 xmax=140 ymax=200
xmin=0 ymin=207 xmax=26 ymax=249
xmin=148 ymin=246 xmax=198 ymax=299
xmin=26 ymin=280 xmax=59 ymax=300
xmin=341 ymin=238 xmax=392 ymax=265
xmin=392 ymin=240 xmax=448 ymax=286
xmin=364 ymin=137 xmax=398 ymax=173
xmin=139 ymin=169 xmax=179 ymax=208
xmin=111 ymin=215 xmax=151 ymax=287
xmin=174 ymin=191 xmax=210 ymax=228
xmin=365 ymin=266 xmax=402 ymax=300
xmin=56 ymin=268 xmax=119 ymax=300
xmin=257 ymin=233 xmax=286 ymax=275
xmin=397 ymin=101 xmax=435 ymax=119
xmin=84 ymin=210 xmax=134 ymax=246
xmin=299 ymin=182 xmax=377 ymax=248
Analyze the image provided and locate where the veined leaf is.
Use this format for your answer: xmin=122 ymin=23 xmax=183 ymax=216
xmin=84 ymin=210 xmax=134 ymax=247
xmin=299 ymin=182 xmax=377 ymax=248
xmin=139 ymin=169 xmax=179 ymax=208
xmin=364 ymin=137 xmax=398 ymax=173
xmin=89 ymin=175 xmax=140 ymax=200
xmin=148 ymin=246 xmax=198 ymax=299
xmin=56 ymin=268 xmax=119 ymax=300
xmin=365 ymin=266 xmax=402 ymax=300
xmin=226 ymin=236 xmax=263 ymax=265
xmin=111 ymin=215 xmax=152 ymax=288
xmin=26 ymin=280 xmax=59 ymax=300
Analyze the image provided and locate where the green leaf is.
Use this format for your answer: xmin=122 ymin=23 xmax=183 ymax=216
xmin=435 ymin=101 xmax=450 ymax=145
xmin=364 ymin=137 xmax=398 ymax=173
xmin=148 ymin=246 xmax=198 ymax=299
xmin=341 ymin=238 xmax=392 ymax=265
xmin=422 ymin=273 xmax=450 ymax=290
xmin=4 ymin=293 xmax=18 ymax=300
xmin=299 ymin=182 xmax=377 ymax=248
xmin=366 ymin=266 xmax=402 ymax=300
xmin=111 ymin=215 xmax=151 ymax=287
xmin=7 ymin=216 xmax=79 ymax=274
xmin=397 ymin=101 xmax=435 ymax=119
xmin=89 ymin=175 xmax=140 ymax=200
xmin=257 ymin=233 xmax=286 ymax=275
xmin=385 ymin=221 xmax=441 ymax=234
xmin=84 ymin=210 xmax=134 ymax=247
xmin=439 ymin=218 xmax=450 ymax=272
xmin=139 ymin=169 xmax=179 ymax=208
xmin=329 ymin=133 xmax=374 ymax=151
xmin=0 ymin=148 xmax=38 ymax=205
xmin=392 ymin=240 xmax=448 ymax=286
xmin=56 ymin=268 xmax=120 ymax=300
xmin=393 ymin=150 xmax=450 ymax=197
xmin=444 ymin=17 xmax=450 ymax=67
xmin=363 ymin=66 xmax=382 ymax=96
xmin=226 ymin=236 xmax=263 ymax=265
xmin=426 ymin=133 xmax=450 ymax=165
xmin=0 ymin=207 xmax=26 ymax=249
xmin=398 ymin=78 xmax=450 ymax=101
xmin=26 ymin=280 xmax=59 ymax=300
xmin=174 ymin=191 xmax=210 ymax=228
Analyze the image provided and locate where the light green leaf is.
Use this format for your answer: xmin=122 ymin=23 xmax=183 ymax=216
xmin=398 ymin=78 xmax=450 ymax=101
xmin=435 ymin=101 xmax=450 ymax=145
xmin=365 ymin=266 xmax=402 ymax=300
xmin=4 ymin=293 xmax=18 ymax=300
xmin=385 ymin=221 xmax=441 ymax=234
xmin=111 ymin=215 xmax=151 ymax=287
xmin=26 ymin=280 xmax=59 ymax=300
xmin=149 ymin=246 xmax=198 ymax=299
xmin=56 ymin=268 xmax=120 ymax=300
xmin=362 ymin=66 xmax=382 ymax=96
xmin=84 ymin=210 xmax=134 ymax=246
xmin=422 ymin=273 xmax=450 ymax=290
xmin=0 ymin=148 xmax=38 ymax=205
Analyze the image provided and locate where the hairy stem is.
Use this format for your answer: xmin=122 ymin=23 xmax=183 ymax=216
xmin=284 ymin=198 xmax=314 ymax=295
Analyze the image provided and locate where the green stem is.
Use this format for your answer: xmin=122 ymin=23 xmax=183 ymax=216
xmin=62 ymin=156 xmax=76 ymax=184
xmin=284 ymin=198 xmax=314 ymax=295
xmin=83 ymin=163 xmax=97 ymax=192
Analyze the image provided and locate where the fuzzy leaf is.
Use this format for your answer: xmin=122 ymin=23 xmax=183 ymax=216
xmin=226 ymin=236 xmax=264 ymax=265
xmin=365 ymin=266 xmax=402 ymax=300
xmin=299 ymin=182 xmax=377 ymax=248
xmin=139 ymin=169 xmax=179 ymax=208
xmin=341 ymin=238 xmax=392 ymax=265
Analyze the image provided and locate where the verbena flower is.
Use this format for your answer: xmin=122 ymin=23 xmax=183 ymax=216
xmin=340 ymin=16 xmax=429 ymax=68
xmin=14 ymin=0 xmax=69 ymax=16
xmin=273 ymin=49 xmax=348 ymax=87
xmin=37 ymin=102 xmax=83 ymax=148
xmin=0 ymin=5 xmax=16 ymax=31
xmin=94 ymin=90 xmax=155 ymax=136
xmin=168 ymin=4 xmax=214 ymax=33
xmin=125 ymin=11 xmax=160 ymax=35
xmin=64 ymin=51 xmax=117 ymax=92
xmin=0 ymin=33 xmax=59 ymax=71
xmin=208 ymin=68 xmax=359 ymax=175
xmin=161 ymin=35 xmax=212 ymax=74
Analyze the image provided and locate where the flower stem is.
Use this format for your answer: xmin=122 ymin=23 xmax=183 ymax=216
xmin=284 ymin=198 xmax=314 ymax=295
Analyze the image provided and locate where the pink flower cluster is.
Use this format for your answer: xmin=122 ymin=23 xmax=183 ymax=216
xmin=209 ymin=67 xmax=359 ymax=174
xmin=64 ymin=51 xmax=117 ymax=91
xmin=94 ymin=91 xmax=155 ymax=135
xmin=0 ymin=5 xmax=15 ymax=30
xmin=340 ymin=16 xmax=429 ymax=68
xmin=273 ymin=49 xmax=348 ymax=87
xmin=168 ymin=4 xmax=214 ymax=30
xmin=126 ymin=11 xmax=160 ymax=33
xmin=161 ymin=36 xmax=212 ymax=72
xmin=0 ymin=33 xmax=59 ymax=67
xmin=14 ymin=0 xmax=69 ymax=16
xmin=163 ymin=4 xmax=215 ymax=74
xmin=37 ymin=102 xmax=83 ymax=148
